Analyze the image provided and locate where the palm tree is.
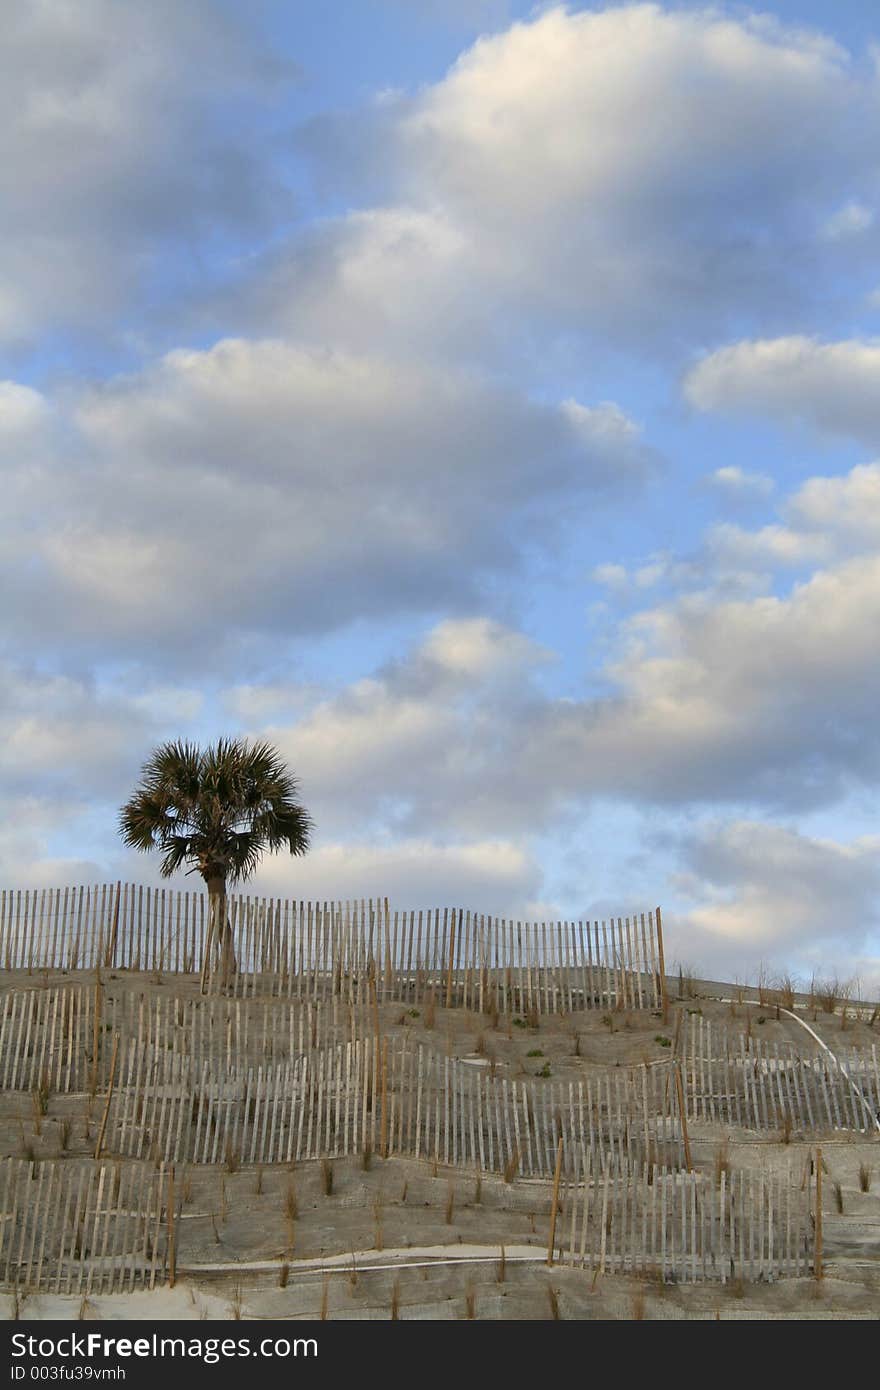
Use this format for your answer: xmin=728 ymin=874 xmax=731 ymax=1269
xmin=119 ymin=738 xmax=312 ymax=989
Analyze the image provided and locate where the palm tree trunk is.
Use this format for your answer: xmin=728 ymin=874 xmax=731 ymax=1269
xmin=204 ymin=873 xmax=237 ymax=990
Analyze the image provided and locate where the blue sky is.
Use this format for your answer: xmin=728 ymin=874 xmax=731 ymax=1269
xmin=3 ymin=2 xmax=880 ymax=992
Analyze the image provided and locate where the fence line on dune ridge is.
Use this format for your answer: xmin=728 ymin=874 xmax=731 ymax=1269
xmin=0 ymin=883 xmax=665 ymax=1012
xmin=103 ymin=1037 xmax=684 ymax=1176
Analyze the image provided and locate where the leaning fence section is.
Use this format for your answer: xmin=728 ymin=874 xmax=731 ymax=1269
xmin=681 ymin=1015 xmax=880 ymax=1134
xmin=557 ymin=1155 xmax=812 ymax=1282
xmin=0 ymin=985 xmax=359 ymax=1093
xmin=0 ymin=1158 xmax=167 ymax=1295
xmin=104 ymin=1040 xmax=683 ymax=1177
xmin=0 ymin=884 xmax=664 ymax=1012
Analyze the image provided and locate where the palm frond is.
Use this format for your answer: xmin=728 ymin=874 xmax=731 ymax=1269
xmin=119 ymin=737 xmax=313 ymax=884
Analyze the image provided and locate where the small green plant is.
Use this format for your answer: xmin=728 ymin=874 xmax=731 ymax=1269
xmin=654 ymin=1035 xmax=671 ymax=1048
xmin=512 ymin=1017 xmax=528 ymax=1029
xmin=407 ymin=1009 xmax=420 ymax=1018
xmin=536 ymin=1062 xmax=552 ymax=1078
xmin=526 ymin=1049 xmax=544 ymax=1058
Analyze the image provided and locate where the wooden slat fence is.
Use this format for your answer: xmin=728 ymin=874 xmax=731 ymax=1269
xmin=557 ymin=1154 xmax=812 ymax=1282
xmin=681 ymin=1015 xmax=880 ymax=1134
xmin=0 ymin=1159 xmax=166 ymax=1294
xmin=0 ymin=985 xmax=361 ymax=1093
xmin=104 ymin=1041 xmax=684 ymax=1176
xmin=0 ymin=885 xmax=663 ymax=1012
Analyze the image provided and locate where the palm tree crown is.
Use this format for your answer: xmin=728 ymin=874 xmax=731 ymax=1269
xmin=119 ymin=737 xmax=312 ymax=886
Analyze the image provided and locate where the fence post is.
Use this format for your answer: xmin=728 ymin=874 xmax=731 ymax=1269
xmin=547 ymin=1137 xmax=564 ymax=1266
xmin=656 ymin=905 xmax=668 ymax=1023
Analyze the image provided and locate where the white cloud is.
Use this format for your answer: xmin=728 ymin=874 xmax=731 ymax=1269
xmin=241 ymin=6 xmax=880 ymax=355
xmin=1 ymin=339 xmax=650 ymax=660
xmin=0 ymin=0 xmax=290 ymax=344
xmin=685 ymin=336 xmax=880 ymax=447
xmin=251 ymin=837 xmax=542 ymax=913
xmin=821 ymin=199 xmax=874 ymax=239
xmin=669 ymin=821 xmax=880 ymax=987
xmin=705 ymin=465 xmax=775 ymax=501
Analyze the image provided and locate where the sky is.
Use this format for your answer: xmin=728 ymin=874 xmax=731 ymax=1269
xmin=3 ymin=1 xmax=880 ymax=994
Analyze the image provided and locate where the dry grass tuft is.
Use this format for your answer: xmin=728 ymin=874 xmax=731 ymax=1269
xmin=779 ymin=1115 xmax=793 ymax=1145
xmin=464 ymin=1283 xmax=476 ymax=1320
xmin=283 ymin=1179 xmax=298 ymax=1222
xmin=278 ymin=1263 xmax=289 ymax=1288
xmin=362 ymin=1143 xmax=372 ymax=1171
xmin=630 ymin=1288 xmax=647 ymax=1320
xmin=390 ymin=1276 xmax=400 ymax=1321
xmin=776 ymin=975 xmax=797 ymax=1011
xmin=373 ymin=1195 xmax=384 ymax=1251
xmin=547 ymin=1284 xmax=561 ymax=1320
xmin=859 ymin=1163 xmax=871 ymax=1193
xmin=714 ymin=1141 xmax=731 ymax=1187
xmin=834 ymin=1181 xmax=844 ymax=1214
xmin=423 ymin=991 xmax=436 ymax=1030
xmin=321 ymin=1159 xmax=333 ymax=1196
xmin=496 ymin=1245 xmax=506 ymax=1284
xmin=224 ymin=1142 xmax=240 ymax=1173
xmin=503 ymin=1146 xmax=519 ymax=1184
xmin=445 ymin=1182 xmax=455 ymax=1225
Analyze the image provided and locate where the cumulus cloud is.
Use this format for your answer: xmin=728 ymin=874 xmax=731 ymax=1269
xmin=0 ymin=0 xmax=291 ymax=345
xmin=246 ymin=543 xmax=880 ymax=833
xmin=236 ymin=6 xmax=880 ymax=356
xmin=668 ymin=821 xmax=880 ymax=986
xmin=685 ymin=336 xmax=880 ymax=447
xmin=704 ymin=465 xmax=775 ymax=504
xmin=250 ymin=837 xmax=542 ymax=913
xmin=1 ymin=339 xmax=651 ymax=661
